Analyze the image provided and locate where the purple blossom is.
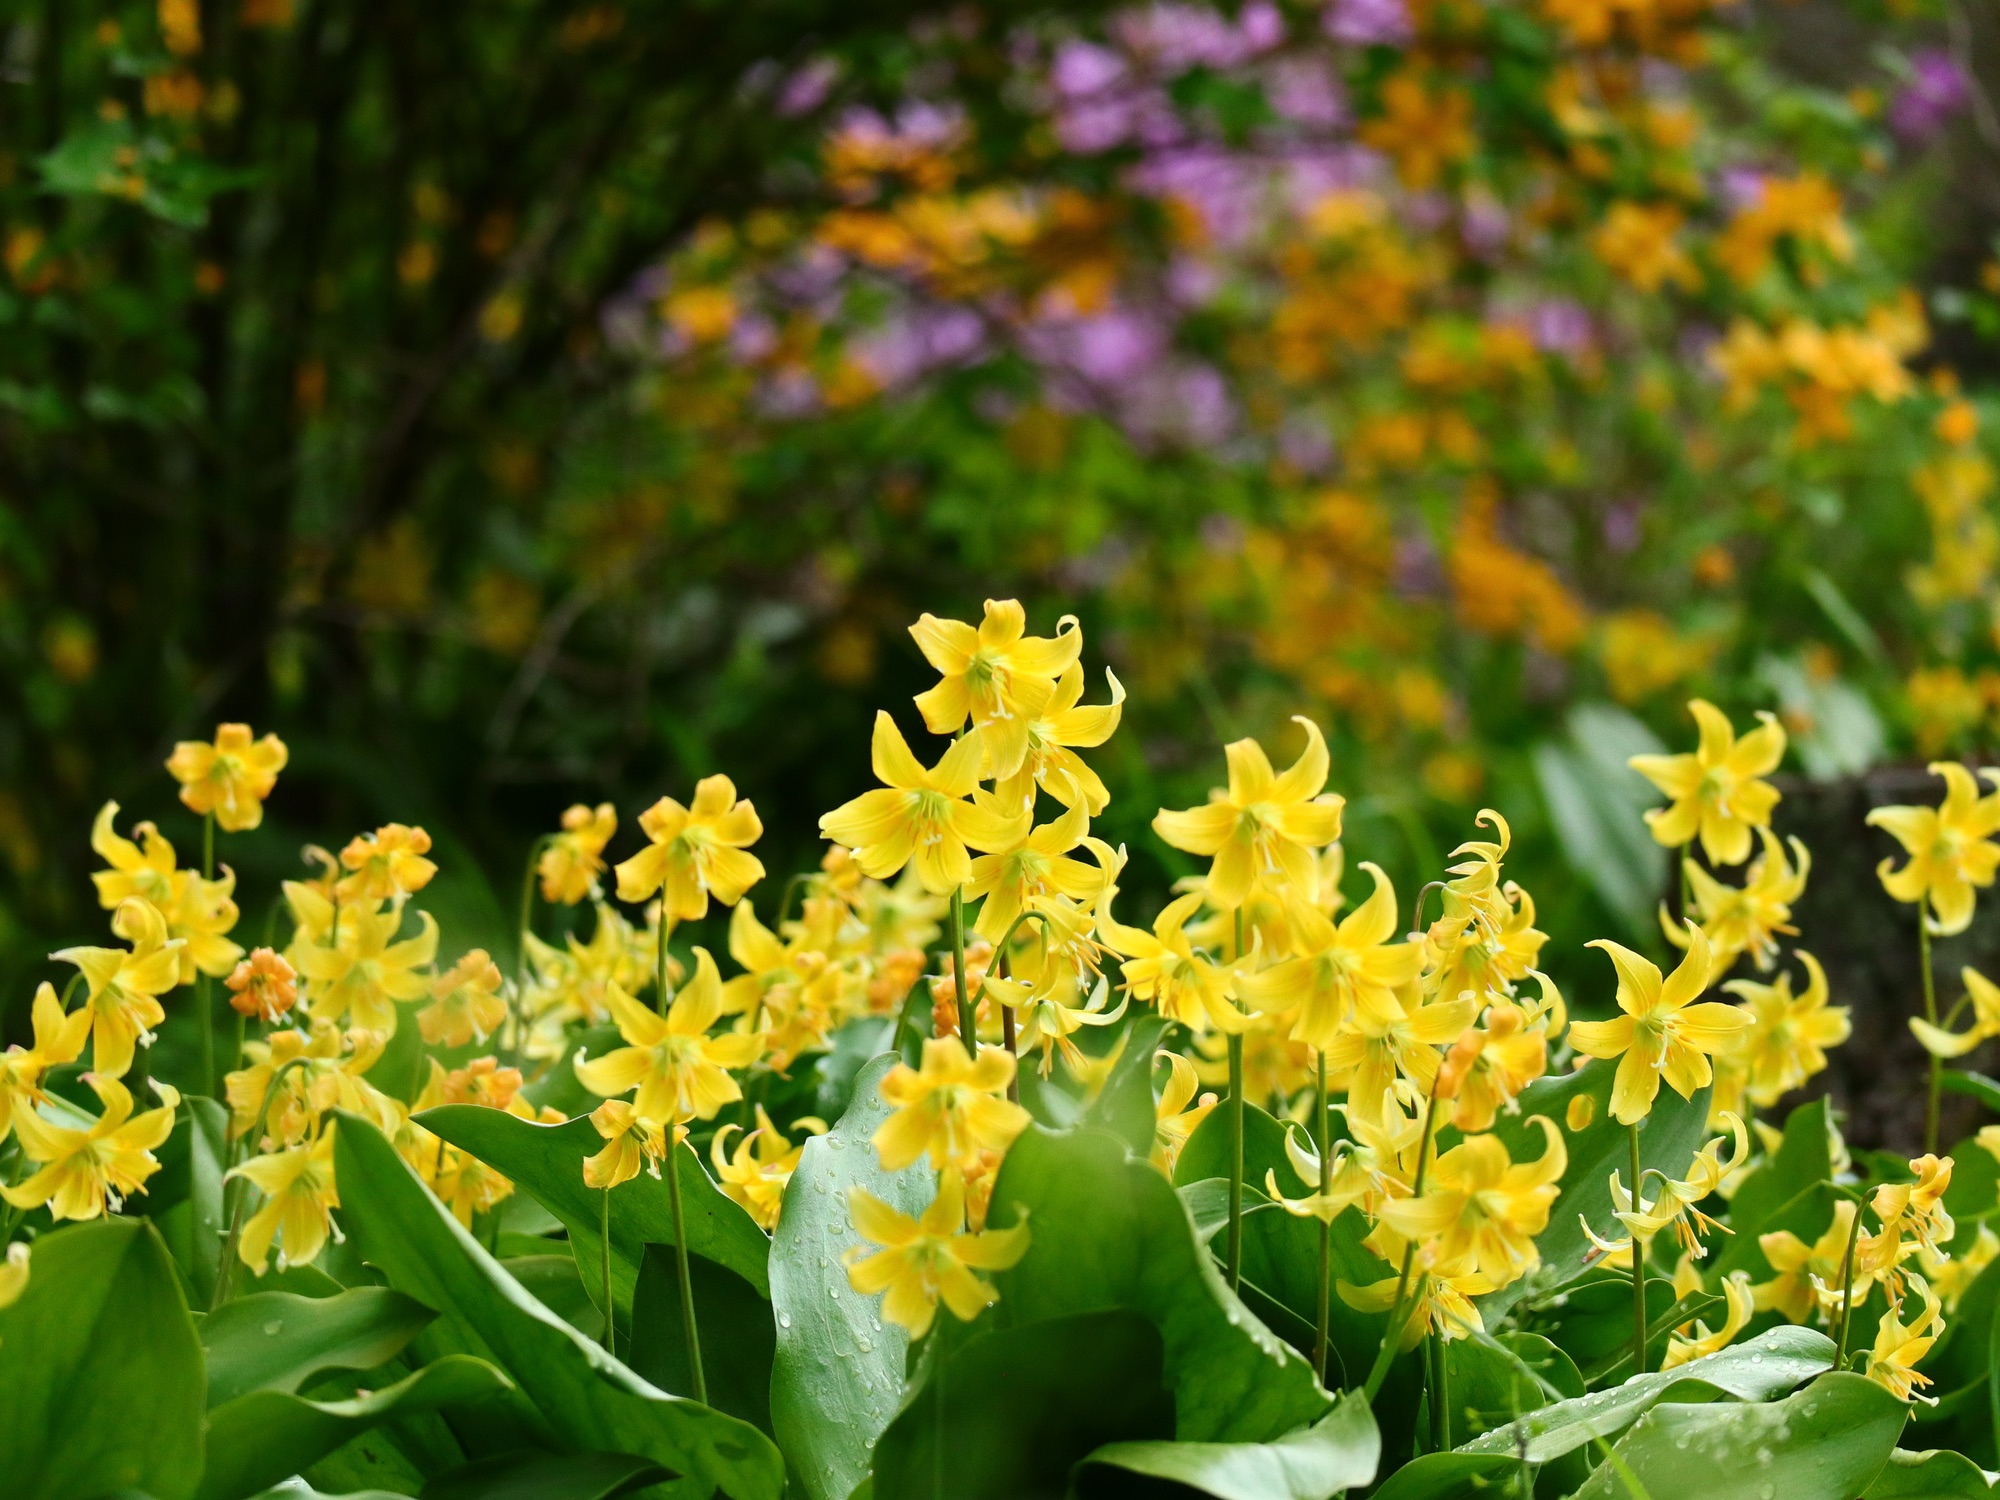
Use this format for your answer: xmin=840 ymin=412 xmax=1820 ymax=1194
xmin=1278 ymin=413 xmax=1336 ymax=473
xmin=1072 ymin=309 xmax=1170 ymax=386
xmin=1602 ymin=499 xmax=1644 ymax=555
xmin=1052 ymin=39 xmax=1128 ymax=98
xmin=1166 ymin=253 xmax=1223 ymax=307
xmin=1322 ymin=0 xmax=1412 ymax=48
xmin=777 ymin=56 xmax=840 ymax=117
xmin=729 ymin=311 xmax=778 ymax=363
xmin=1264 ymin=55 xmax=1347 ymax=128
xmin=1128 ymin=145 xmax=1265 ymax=247
xmin=1460 ymin=196 xmax=1510 ymax=260
xmin=852 ymin=305 xmax=989 ymax=388
xmin=1718 ymin=166 xmax=1766 ymax=214
xmin=1057 ymin=96 xmax=1141 ymax=153
xmin=1890 ymin=49 xmax=1968 ymax=143
xmin=1283 ymin=144 xmax=1382 ymax=210
xmin=1113 ymin=3 xmax=1277 ymax=73
xmin=757 ymin=368 xmax=822 ymax=419
xmin=1391 ymin=529 xmax=1443 ymax=597
xmin=1527 ymin=299 xmax=1592 ymax=355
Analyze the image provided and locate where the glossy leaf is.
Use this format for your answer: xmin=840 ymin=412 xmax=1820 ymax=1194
xmin=1864 ymin=1449 xmax=2000 ymax=1497
xmin=422 ymin=1449 xmax=674 ymax=1500
xmin=503 ymin=1254 xmax=604 ymax=1343
xmin=629 ymin=1242 xmax=776 ymax=1433
xmin=1724 ymin=1097 xmax=1832 ymax=1247
xmin=1080 ymin=1013 xmax=1171 ymax=1157
xmin=1366 ymin=1452 xmax=1522 ymax=1500
xmin=249 ymin=1481 xmax=407 ymax=1500
xmin=332 ymin=1109 xmax=786 ymax=1500
xmin=0 ymin=1216 xmax=205 ymax=1500
xmin=196 ymin=1355 xmax=514 ymax=1500
xmin=770 ymin=1052 xmax=933 ymax=1500
xmin=1444 ymin=1333 xmax=1583 ymax=1447
xmin=153 ymin=1095 xmax=230 ymax=1308
xmin=988 ymin=1123 xmax=1331 ymax=1443
xmin=1076 ymin=1388 xmax=1379 ymax=1500
xmin=202 ymin=1287 xmax=437 ymax=1407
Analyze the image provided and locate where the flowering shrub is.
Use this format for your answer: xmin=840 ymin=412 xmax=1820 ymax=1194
xmin=8 ymin=599 xmax=2000 ymax=1497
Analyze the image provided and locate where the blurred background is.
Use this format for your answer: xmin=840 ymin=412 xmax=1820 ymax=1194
xmin=3 ymin=0 xmax=1999 ymax=1135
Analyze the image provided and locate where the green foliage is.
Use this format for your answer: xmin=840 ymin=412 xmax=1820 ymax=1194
xmin=1075 ymin=1389 xmax=1380 ymax=1500
xmin=201 ymin=1288 xmax=437 ymax=1407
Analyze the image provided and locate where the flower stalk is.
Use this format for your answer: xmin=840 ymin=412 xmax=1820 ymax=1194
xmin=1363 ymin=1082 xmax=1442 ymax=1400
xmin=1919 ymin=918 xmax=1940 ymax=1154
xmin=1628 ymin=1122 xmax=1647 ymax=1377
xmin=1226 ymin=907 xmax=1246 ymax=1292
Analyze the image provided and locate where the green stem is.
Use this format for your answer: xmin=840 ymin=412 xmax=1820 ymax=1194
xmin=665 ymin=1133 xmax=707 ymax=1401
xmin=1314 ymin=1048 xmax=1332 ymax=1386
xmin=1833 ymin=1192 xmax=1866 ymax=1365
xmin=212 ymin=1056 xmax=313 ymax=1309
xmin=201 ymin=811 xmax=217 ymax=1096
xmin=1426 ymin=1330 xmax=1446 ymax=1451
xmin=655 ymin=907 xmax=677 ymax=1017
xmin=1226 ymin=908 xmax=1246 ymax=1292
xmin=1920 ymin=917 xmax=1940 ymax=1155
xmin=602 ymin=1184 xmax=616 ymax=1358
xmin=1629 ymin=1123 xmax=1647 ymax=1378
xmin=950 ymin=887 xmax=975 ymax=1047
xmin=932 ymin=1332 xmax=947 ymax=1500
xmin=1677 ymin=844 xmax=1693 ymax=927
xmin=990 ymin=909 xmax=1052 ymax=1107
xmin=1363 ymin=1086 xmax=1442 ymax=1400
xmin=514 ymin=834 xmax=549 ymax=1066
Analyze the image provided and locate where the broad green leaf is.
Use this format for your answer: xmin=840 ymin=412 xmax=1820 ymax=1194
xmin=154 ymin=1095 xmax=230 ymax=1307
xmin=1945 ymin=1133 xmax=2000 ymax=1229
xmin=422 ymin=1450 xmax=674 ymax=1500
xmin=1723 ymin=1096 xmax=1832 ymax=1247
xmin=1864 ymin=1449 xmax=2000 ymax=1497
xmin=1080 ymin=1013 xmax=1171 ymax=1157
xmin=1536 ymin=1272 xmax=1675 ymax=1376
xmin=1366 ymin=1452 xmax=1521 ymax=1500
xmin=989 ymin=1124 xmax=1331 ymax=1442
xmin=1943 ymin=1070 xmax=2000 ymax=1118
xmin=813 ymin=1016 xmax=897 ymax=1121
xmin=196 ymin=1355 xmax=513 ymax=1500
xmin=0 ymin=1217 xmax=204 ymax=1500
xmin=1479 ymin=1057 xmax=1710 ymax=1319
xmin=873 ymin=1310 xmax=1174 ymax=1500
xmin=332 ymin=1110 xmax=786 ymax=1500
xmin=1444 ymin=1333 xmax=1582 ymax=1447
xmin=202 ymin=1288 xmax=437 ymax=1407
xmin=629 ymin=1242 xmax=775 ymax=1434
xmin=1076 ymin=1389 xmax=1379 ymax=1500
xmin=1715 ymin=1182 xmax=1835 ymax=1283
xmin=299 ymin=1429 xmax=430 ymax=1497
xmin=250 ymin=1481 xmax=407 ymax=1500
xmin=504 ymin=1255 xmax=605 ymax=1343
xmin=1459 ymin=1325 xmax=1835 ymax=1463
xmin=770 ymin=1053 xmax=933 ymax=1500
xmin=1531 ymin=703 xmax=1668 ymax=937
xmin=1569 ymin=1371 xmax=1906 ymax=1500
xmin=419 ymin=1104 xmax=771 ymax=1339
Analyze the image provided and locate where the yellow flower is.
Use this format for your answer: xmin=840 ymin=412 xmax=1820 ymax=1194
xmin=616 ymin=777 xmax=766 ymax=922
xmin=986 ymin=966 xmax=1127 ymax=1078
xmin=711 ymin=1105 xmax=825 ymax=1230
xmin=1340 ymin=1269 xmax=1493 ymax=1348
xmin=230 ymin=1125 xmax=341 ymax=1273
xmin=432 ymin=1145 xmax=516 ymax=1226
xmin=53 ymin=897 xmax=186 ymax=1079
xmin=1605 ymin=1114 xmax=1748 ymax=1260
xmin=1755 ymin=1198 xmax=1866 ymax=1324
xmin=1 ymin=1073 xmax=175 ymax=1221
xmin=0 ymin=1242 xmax=28 ymax=1311
xmin=1152 ymin=717 xmax=1345 ymax=911
xmin=1870 ymin=1155 xmax=1955 ymax=1265
xmin=583 ymin=1099 xmax=670 ymax=1190
xmin=1590 ymin=201 xmax=1701 ymax=293
xmin=1151 ymin=1051 xmax=1217 ymax=1174
xmin=337 ymin=824 xmax=438 ymax=904
xmin=521 ymin=901 xmax=662 ymax=1051
xmin=819 ymin=714 xmax=1029 ymax=894
xmin=0 ymin=983 xmax=91 ymax=1143
xmin=1661 ymin=1272 xmax=1754 ymax=1369
xmin=1916 ymin=965 xmax=2000 ymax=1059
xmin=539 ymin=802 xmax=617 ymax=905
xmin=88 ymin=801 xmax=176 ymax=909
xmin=1325 ymin=983 xmax=1477 ymax=1123
xmin=88 ymin=802 xmax=244 ymax=981
xmin=297 ymin=902 xmax=439 ymax=1033
xmin=1376 ymin=1117 xmax=1565 ymax=1287
xmin=1724 ymin=951 xmax=1850 ymax=1103
xmin=419 ymin=949 xmax=508 ymax=1047
xmin=1868 ymin=762 xmax=2000 ymax=935
xmin=1569 ymin=927 xmax=1746 ymax=1124
xmin=872 ymin=1035 xmax=1030 ymax=1173
xmin=573 ymin=949 xmax=763 ymax=1124
xmin=165 ymin=722 xmax=289 ymax=831
xmin=1667 ymin=829 xmax=1809 ymax=973
xmin=909 ymin=599 xmax=1083 ymax=780
xmin=1628 ymin=700 xmax=1785 ymax=866
xmin=1235 ymin=864 xmax=1423 ymax=1049
xmin=1440 ymin=990 xmax=1556 ymax=1133
xmin=989 ymin=662 xmax=1126 ymax=816
xmin=719 ymin=900 xmax=851 ymax=1072
xmin=224 ymin=1021 xmax=380 ymax=1147
xmin=1865 ymin=1275 xmax=1944 ymax=1403
xmin=226 ymin=948 xmax=300 ymax=1024
xmin=1098 ymin=891 xmax=1253 ymax=1037
xmin=963 ymin=800 xmax=1112 ymax=943
xmin=844 ymin=1171 xmax=1031 ymax=1338
xmin=1923 ymin=1223 xmax=1998 ymax=1310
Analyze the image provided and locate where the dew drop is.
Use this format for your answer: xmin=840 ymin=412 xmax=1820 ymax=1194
xmin=859 ymin=1337 xmax=873 ymax=1352
xmin=779 ymin=1313 xmax=793 ymax=1328
xmin=261 ymin=1320 xmax=283 ymax=1336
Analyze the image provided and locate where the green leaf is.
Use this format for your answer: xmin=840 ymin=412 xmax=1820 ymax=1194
xmin=813 ymin=1016 xmax=898 ymax=1121
xmin=629 ymin=1242 xmax=775 ymax=1434
xmin=988 ymin=1124 xmax=1331 ymax=1443
xmin=770 ymin=1053 xmax=933 ymax=1500
xmin=1444 ymin=1333 xmax=1583 ymax=1447
xmin=873 ymin=1310 xmax=1174 ymax=1500
xmin=1365 ymin=1452 xmax=1522 ymax=1500
xmin=503 ymin=1255 xmax=604 ymax=1343
xmin=1531 ymin=703 xmax=1669 ymax=937
xmin=154 ymin=1096 xmax=230 ymax=1307
xmin=249 ymin=1480 xmax=408 ymax=1500
xmin=1076 ymin=1389 xmax=1379 ymax=1500
xmin=1715 ymin=1182 xmax=1835 ymax=1283
xmin=202 ymin=1288 xmax=437 ymax=1407
xmin=421 ymin=1450 xmax=673 ymax=1500
xmin=196 ymin=1355 xmax=514 ymax=1500
xmin=1080 ymin=1014 xmax=1171 ymax=1156
xmin=332 ymin=1110 xmax=786 ymax=1500
xmin=419 ymin=1103 xmax=771 ymax=1340
xmin=1479 ymin=1056 xmax=1710 ymax=1319
xmin=0 ymin=1217 xmax=205 ymax=1500
xmin=1945 ymin=1071 xmax=2000 ymax=1118
xmin=1725 ymin=1097 xmax=1833 ymax=1247
xmin=1458 ymin=1325 xmax=1835 ymax=1463
xmin=1864 ymin=1449 xmax=2000 ymax=1497
xmin=1569 ymin=1371 xmax=1906 ymax=1500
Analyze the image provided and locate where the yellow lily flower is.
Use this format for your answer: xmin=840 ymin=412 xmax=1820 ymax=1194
xmin=1569 ymin=926 xmax=1746 ymax=1124
xmin=844 ymin=1170 xmax=1032 ymax=1338
xmin=1440 ymin=988 xmax=1557 ymax=1133
xmin=88 ymin=801 xmax=176 ymax=909
xmin=539 ymin=802 xmax=617 ymax=905
xmin=0 ymin=983 xmax=91 ymax=1143
xmin=1628 ymin=699 xmax=1785 ymax=866
xmin=963 ymin=799 xmax=1111 ymax=943
xmin=1266 ymin=1090 xmax=1422 ymax=1226
xmin=1913 ymin=965 xmax=2000 ymax=1059
xmin=53 ymin=896 xmax=186 ymax=1079
xmin=1151 ymin=1051 xmax=1217 ymax=1174
xmin=165 ymin=722 xmax=289 ymax=831
xmin=1324 ymin=983 xmax=1478 ymax=1123
xmin=1421 ymin=814 xmax=1549 ymax=1005
xmin=225 ymin=1021 xmax=375 ymax=1146
xmin=1340 ymin=1269 xmax=1494 ymax=1348
xmin=872 ymin=1035 xmax=1030 ymax=1173
xmin=1865 ymin=1275 xmax=1944 ymax=1404
xmin=1594 ymin=1113 xmax=1748 ymax=1261
xmin=0 ymin=1242 xmax=28 ymax=1310
xmin=711 ymin=1105 xmax=825 ymax=1230
xmin=432 ymin=1146 xmax=516 ymax=1226
xmin=89 ymin=802 xmax=245 ymax=982
xmin=985 ymin=966 xmax=1127 ymax=1078
xmin=230 ymin=1124 xmax=342 ymax=1273
xmin=1923 ymin=1223 xmax=1998 ymax=1311
xmin=1377 ymin=1117 xmax=1564 ymax=1286
xmin=2 ymin=1073 xmax=175 ymax=1221
xmin=418 ymin=949 xmax=509 ymax=1048
xmin=1869 ymin=1154 xmax=1955 ymax=1264
xmin=336 ymin=824 xmax=438 ymax=904
xmin=1755 ymin=1198 xmax=1866 ymax=1324
xmin=297 ymin=901 xmax=439 ymax=1034
xmin=988 ymin=662 xmax=1126 ymax=816
xmin=819 ymin=714 xmax=1028 ymax=894
xmin=1724 ymin=951 xmax=1850 ymax=1103
xmin=1235 ymin=864 xmax=1424 ymax=1050
xmin=573 ymin=949 xmax=764 ymax=1125
xmin=616 ymin=776 xmax=766 ymax=921
xmin=583 ymin=1099 xmax=670 ymax=1190
xmin=909 ymin=599 xmax=1082 ymax=780
xmin=226 ymin=948 xmax=299 ymax=1024
xmin=1661 ymin=1271 xmax=1753 ymax=1369
xmin=521 ymin=901 xmax=662 ymax=1051
xmin=1152 ymin=717 xmax=1345 ymax=911
xmin=1867 ymin=762 xmax=2000 ymax=935
xmin=1666 ymin=828 xmax=1809 ymax=973
xmin=1098 ymin=891 xmax=1253 ymax=1036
